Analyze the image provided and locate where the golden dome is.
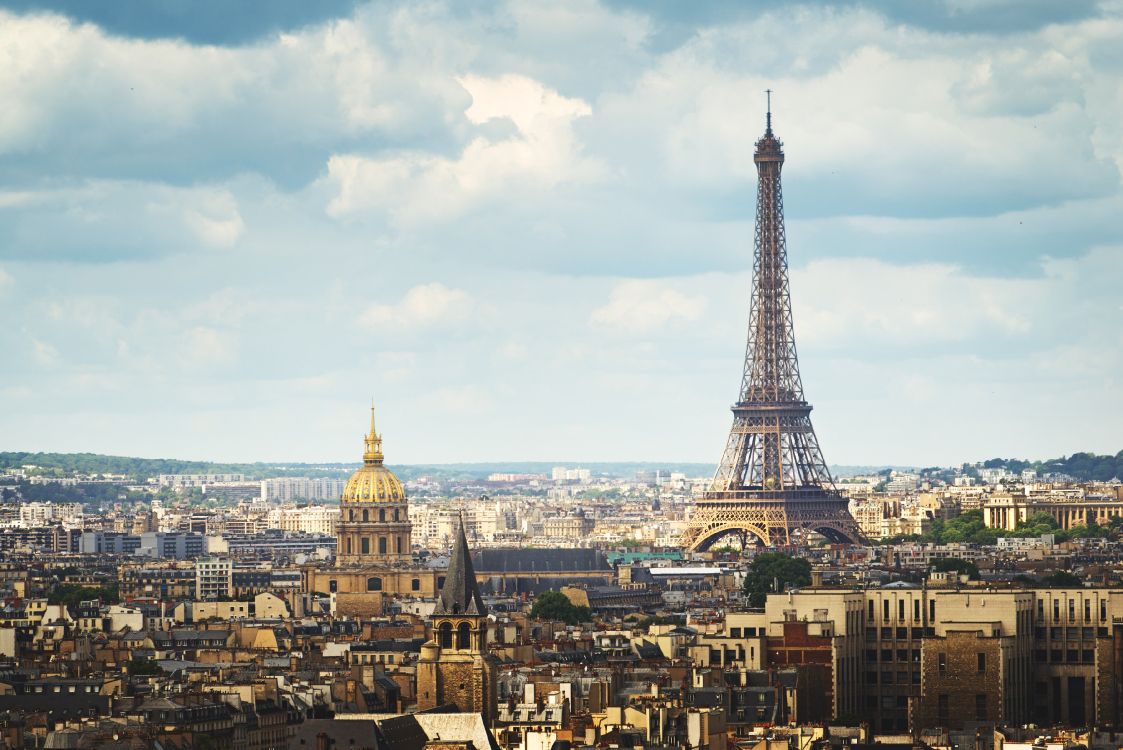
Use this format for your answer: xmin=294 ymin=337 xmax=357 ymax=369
xmin=342 ymin=406 xmax=406 ymax=504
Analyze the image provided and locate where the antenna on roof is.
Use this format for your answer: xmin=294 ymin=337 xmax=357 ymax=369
xmin=765 ymin=88 xmax=773 ymax=134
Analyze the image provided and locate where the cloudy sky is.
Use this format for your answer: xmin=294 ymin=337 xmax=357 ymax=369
xmin=1 ymin=0 xmax=1121 ymax=467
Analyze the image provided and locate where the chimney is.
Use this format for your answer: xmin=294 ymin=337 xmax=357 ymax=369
xmin=810 ymin=571 xmax=823 ymax=588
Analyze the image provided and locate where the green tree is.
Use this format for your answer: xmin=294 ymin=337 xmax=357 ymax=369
xmin=931 ymin=557 xmax=980 ymax=581
xmin=529 ymin=590 xmax=591 ymax=625
xmin=1041 ymin=570 xmax=1082 ymax=587
xmin=743 ymin=553 xmax=811 ymax=608
xmin=127 ymin=657 xmax=163 ymax=676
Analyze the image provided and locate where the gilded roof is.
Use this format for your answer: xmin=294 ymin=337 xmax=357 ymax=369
xmin=342 ymin=406 xmax=406 ymax=505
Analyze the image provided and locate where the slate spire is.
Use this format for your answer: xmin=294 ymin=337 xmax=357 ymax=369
xmin=434 ymin=514 xmax=487 ymax=617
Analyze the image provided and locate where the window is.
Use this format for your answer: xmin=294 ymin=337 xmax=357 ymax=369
xmin=411 ymin=578 xmax=420 ymax=591
xmin=362 ymin=509 xmax=369 ymax=522
xmin=438 ymin=622 xmax=453 ymax=648
xmin=884 ymin=600 xmax=890 ymax=620
xmin=977 ymin=652 xmax=986 ymax=672
xmin=914 ymin=600 xmax=921 ymax=620
xmin=329 ymin=580 xmax=337 ymax=593
xmin=897 ymin=649 xmax=908 ymax=662
xmin=975 ymin=694 xmax=987 ymax=722
xmin=938 ymin=694 xmax=949 ymax=724
xmin=881 ymin=627 xmax=892 ymax=639
xmin=896 ymin=627 xmax=908 ymax=640
xmin=881 ymin=649 xmax=893 ymax=662
xmin=938 ymin=653 xmax=947 ymax=674
xmin=457 ymin=622 xmax=472 ymax=649
xmin=899 ymin=600 xmax=905 ymax=619
xmin=367 ymin=577 xmax=382 ymax=592
xmin=361 ymin=537 xmax=370 ymax=554
xmin=1038 ymin=598 xmax=1044 ymax=619
xmin=396 ymin=537 xmax=403 ymax=554
xmin=378 ymin=537 xmax=387 ymax=554
xmin=929 ymin=599 xmax=936 ymax=622
xmin=1084 ymin=599 xmax=1091 ymax=621
xmin=866 ymin=649 xmax=878 ymax=661
xmin=869 ymin=600 xmax=875 ymax=618
xmin=437 ymin=576 xmax=446 ymax=589
xmin=379 ymin=509 xmax=386 ymax=522
xmin=1082 ymin=650 xmax=1095 ymax=663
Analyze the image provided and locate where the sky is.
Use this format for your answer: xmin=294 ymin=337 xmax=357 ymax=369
xmin=1 ymin=0 xmax=1121 ymax=467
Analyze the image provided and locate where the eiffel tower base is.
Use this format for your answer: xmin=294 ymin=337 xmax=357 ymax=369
xmin=680 ymin=490 xmax=865 ymax=550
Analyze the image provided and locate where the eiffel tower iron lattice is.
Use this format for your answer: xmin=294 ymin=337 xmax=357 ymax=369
xmin=680 ymin=98 xmax=865 ymax=550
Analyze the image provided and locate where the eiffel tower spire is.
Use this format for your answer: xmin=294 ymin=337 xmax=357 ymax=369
xmin=681 ymin=97 xmax=864 ymax=550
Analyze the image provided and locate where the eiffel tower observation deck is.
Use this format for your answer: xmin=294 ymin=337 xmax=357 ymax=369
xmin=680 ymin=95 xmax=865 ymax=550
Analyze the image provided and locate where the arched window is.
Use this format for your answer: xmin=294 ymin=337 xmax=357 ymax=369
xmin=379 ymin=509 xmax=385 ymax=523
xmin=367 ymin=577 xmax=382 ymax=592
xmin=457 ymin=622 xmax=472 ymax=650
xmin=362 ymin=509 xmax=369 ymax=522
xmin=438 ymin=622 xmax=453 ymax=648
xmin=329 ymin=580 xmax=338 ymax=593
xmin=378 ymin=537 xmax=387 ymax=554
xmin=437 ymin=576 xmax=446 ymax=589
xmin=394 ymin=508 xmax=399 ymax=521
xmin=411 ymin=578 xmax=420 ymax=591
xmin=350 ymin=510 xmax=355 ymax=521
xmin=361 ymin=537 xmax=370 ymax=554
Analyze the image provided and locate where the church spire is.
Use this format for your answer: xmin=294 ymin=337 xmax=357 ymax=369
xmin=363 ymin=402 xmax=384 ymax=465
xmin=434 ymin=515 xmax=487 ymax=617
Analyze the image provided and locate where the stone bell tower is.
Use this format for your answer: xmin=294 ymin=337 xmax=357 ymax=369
xmin=416 ymin=517 xmax=497 ymax=723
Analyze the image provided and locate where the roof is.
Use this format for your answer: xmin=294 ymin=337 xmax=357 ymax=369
xmin=473 ymin=548 xmax=611 ymax=572
xmin=433 ymin=517 xmax=487 ymax=617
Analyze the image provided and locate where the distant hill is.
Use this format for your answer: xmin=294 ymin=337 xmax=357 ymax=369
xmin=2 ymin=450 xmax=1118 ymax=484
xmin=979 ymin=451 xmax=1123 ymax=482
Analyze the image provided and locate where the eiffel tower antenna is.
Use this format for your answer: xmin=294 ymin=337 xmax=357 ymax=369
xmin=680 ymin=99 xmax=864 ymax=550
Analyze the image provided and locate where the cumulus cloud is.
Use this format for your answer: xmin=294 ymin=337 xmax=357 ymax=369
xmin=359 ymin=283 xmax=475 ymax=330
xmin=326 ymin=73 xmax=598 ymax=222
xmin=590 ymin=279 xmax=706 ymax=333
xmin=1 ymin=1 xmax=1122 ymax=464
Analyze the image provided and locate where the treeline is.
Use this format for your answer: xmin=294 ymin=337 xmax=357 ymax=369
xmin=879 ymin=509 xmax=1119 ymax=546
xmin=0 ymin=452 xmax=351 ymax=481
xmin=980 ymin=451 xmax=1123 ymax=482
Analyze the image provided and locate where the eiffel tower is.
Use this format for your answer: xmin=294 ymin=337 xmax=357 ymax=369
xmin=681 ymin=95 xmax=864 ymax=550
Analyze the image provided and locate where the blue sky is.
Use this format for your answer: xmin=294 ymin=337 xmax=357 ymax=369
xmin=1 ymin=0 xmax=1121 ymax=466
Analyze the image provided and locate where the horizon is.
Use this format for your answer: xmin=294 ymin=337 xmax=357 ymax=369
xmin=2 ymin=1 xmax=1121 ymax=465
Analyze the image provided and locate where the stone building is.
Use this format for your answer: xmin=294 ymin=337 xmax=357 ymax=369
xmin=302 ymin=409 xmax=442 ymax=604
xmin=336 ymin=407 xmax=412 ymax=565
xmin=417 ymin=519 xmax=498 ymax=722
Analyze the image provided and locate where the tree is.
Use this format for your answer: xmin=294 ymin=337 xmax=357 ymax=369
xmin=529 ymin=590 xmax=591 ymax=625
xmin=931 ymin=557 xmax=980 ymax=581
xmin=1041 ymin=570 xmax=1082 ymax=587
xmin=743 ymin=553 xmax=811 ymax=608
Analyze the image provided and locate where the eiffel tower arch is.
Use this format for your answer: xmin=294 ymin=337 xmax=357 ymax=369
xmin=681 ymin=96 xmax=865 ymax=551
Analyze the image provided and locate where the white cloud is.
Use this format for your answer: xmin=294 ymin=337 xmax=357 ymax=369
xmin=590 ymin=279 xmax=706 ymax=333
xmin=30 ymin=338 xmax=59 ymax=367
xmin=178 ymin=326 xmax=236 ymax=368
xmin=326 ymin=74 xmax=598 ymax=222
xmin=0 ymin=267 xmax=12 ymax=291
xmin=184 ymin=192 xmax=245 ymax=248
xmin=359 ymin=283 xmax=475 ymax=329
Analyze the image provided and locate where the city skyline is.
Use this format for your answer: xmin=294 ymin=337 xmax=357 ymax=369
xmin=2 ymin=1 xmax=1121 ymax=466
